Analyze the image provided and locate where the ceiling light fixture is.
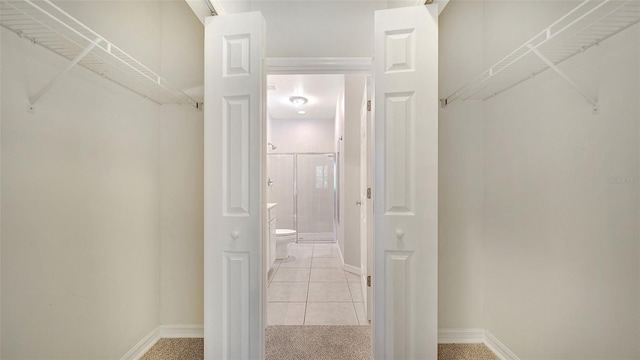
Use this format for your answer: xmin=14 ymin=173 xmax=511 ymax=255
xmin=298 ymin=110 xmax=306 ymax=115
xmin=289 ymin=96 xmax=308 ymax=106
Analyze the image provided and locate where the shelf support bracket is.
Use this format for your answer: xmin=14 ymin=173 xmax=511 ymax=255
xmin=527 ymin=44 xmax=598 ymax=114
xmin=29 ymin=38 xmax=103 ymax=107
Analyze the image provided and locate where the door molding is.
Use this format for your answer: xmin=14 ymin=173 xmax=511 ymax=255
xmin=265 ymin=57 xmax=372 ymax=74
xmin=264 ymin=57 xmax=374 ymax=359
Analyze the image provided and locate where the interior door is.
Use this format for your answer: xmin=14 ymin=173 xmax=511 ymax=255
xmin=204 ymin=11 xmax=266 ymax=360
xmin=374 ymin=5 xmax=438 ymax=360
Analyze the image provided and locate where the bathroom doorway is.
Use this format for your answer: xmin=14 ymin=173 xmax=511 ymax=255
xmin=264 ymin=73 xmax=370 ymax=333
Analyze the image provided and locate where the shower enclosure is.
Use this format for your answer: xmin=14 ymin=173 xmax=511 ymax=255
xmin=267 ymin=153 xmax=336 ymax=242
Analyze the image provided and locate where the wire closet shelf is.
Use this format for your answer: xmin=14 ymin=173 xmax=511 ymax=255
xmin=441 ymin=0 xmax=640 ymax=107
xmin=0 ymin=0 xmax=198 ymax=108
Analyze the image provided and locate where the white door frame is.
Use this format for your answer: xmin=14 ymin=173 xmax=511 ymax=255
xmin=265 ymin=57 xmax=372 ymax=75
xmin=264 ymin=57 xmax=375 ymax=357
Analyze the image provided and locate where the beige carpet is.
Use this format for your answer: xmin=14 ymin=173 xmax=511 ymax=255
xmin=140 ymin=338 xmax=203 ymax=360
xmin=141 ymin=328 xmax=499 ymax=360
xmin=266 ymin=325 xmax=370 ymax=360
xmin=439 ymin=343 xmax=500 ymax=360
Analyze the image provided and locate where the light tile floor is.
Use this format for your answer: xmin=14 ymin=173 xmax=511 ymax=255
xmin=267 ymin=243 xmax=369 ymax=326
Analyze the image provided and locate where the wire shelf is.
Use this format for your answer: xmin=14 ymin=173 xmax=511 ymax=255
xmin=0 ymin=0 xmax=198 ymax=108
xmin=442 ymin=0 xmax=640 ymax=106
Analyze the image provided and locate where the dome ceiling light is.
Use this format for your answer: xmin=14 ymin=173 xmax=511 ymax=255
xmin=289 ymin=96 xmax=308 ymax=106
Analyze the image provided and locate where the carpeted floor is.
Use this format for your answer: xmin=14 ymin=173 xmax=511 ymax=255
xmin=266 ymin=325 xmax=370 ymax=360
xmin=141 ymin=326 xmax=500 ymax=360
xmin=438 ymin=343 xmax=500 ymax=360
xmin=140 ymin=338 xmax=203 ymax=360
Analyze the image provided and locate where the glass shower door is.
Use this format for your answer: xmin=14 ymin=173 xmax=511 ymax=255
xmin=296 ymin=154 xmax=336 ymax=242
xmin=267 ymin=154 xmax=295 ymax=230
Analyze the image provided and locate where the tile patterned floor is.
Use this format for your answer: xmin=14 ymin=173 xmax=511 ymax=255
xmin=267 ymin=243 xmax=369 ymax=326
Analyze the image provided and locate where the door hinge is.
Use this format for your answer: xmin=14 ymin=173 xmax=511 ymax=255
xmin=367 ymin=100 xmax=371 ymax=111
xmin=367 ymin=187 xmax=372 ymax=199
xmin=367 ymin=275 xmax=372 ymax=287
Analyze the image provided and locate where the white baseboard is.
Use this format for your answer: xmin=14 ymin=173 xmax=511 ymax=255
xmin=297 ymin=232 xmax=335 ymax=241
xmin=160 ymin=324 xmax=204 ymax=338
xmin=438 ymin=328 xmax=485 ymax=344
xmin=343 ymin=263 xmax=361 ymax=275
xmin=121 ymin=324 xmax=204 ymax=360
xmin=337 ymin=242 xmax=345 ymax=265
xmin=125 ymin=325 xmax=514 ymax=359
xmin=484 ymin=330 xmax=520 ymax=360
xmin=335 ymin=241 xmax=361 ymax=275
xmin=120 ymin=327 xmax=160 ymax=360
xmin=438 ymin=328 xmax=520 ymax=360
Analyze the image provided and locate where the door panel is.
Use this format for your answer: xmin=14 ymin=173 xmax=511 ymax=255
xmin=374 ymin=5 xmax=438 ymax=360
xmin=204 ymin=11 xmax=266 ymax=360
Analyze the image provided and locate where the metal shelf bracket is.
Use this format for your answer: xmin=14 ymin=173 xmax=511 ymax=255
xmin=29 ymin=37 xmax=103 ymax=108
xmin=527 ymin=44 xmax=599 ymax=115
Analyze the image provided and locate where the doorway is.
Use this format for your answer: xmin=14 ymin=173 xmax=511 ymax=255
xmin=203 ymin=6 xmax=439 ymax=359
xmin=264 ymin=73 xmax=370 ymax=334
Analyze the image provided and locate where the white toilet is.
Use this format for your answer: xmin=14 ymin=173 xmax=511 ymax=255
xmin=275 ymin=229 xmax=297 ymax=259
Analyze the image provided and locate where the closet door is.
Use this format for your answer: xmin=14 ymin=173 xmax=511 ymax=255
xmin=374 ymin=5 xmax=438 ymax=359
xmin=204 ymin=11 xmax=266 ymax=360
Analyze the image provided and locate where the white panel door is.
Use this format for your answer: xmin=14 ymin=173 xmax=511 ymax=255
xmin=204 ymin=11 xmax=266 ymax=360
xmin=374 ymin=5 xmax=438 ymax=360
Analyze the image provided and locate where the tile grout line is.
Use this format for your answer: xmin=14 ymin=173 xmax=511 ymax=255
xmin=302 ymin=244 xmax=315 ymax=325
xmin=346 ymin=269 xmax=362 ymax=325
xmin=273 ymin=243 xmax=352 ymax=326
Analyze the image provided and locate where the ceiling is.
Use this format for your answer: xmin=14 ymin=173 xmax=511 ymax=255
xmin=267 ymin=74 xmax=343 ymax=120
xmin=185 ymin=0 xmax=449 ymax=24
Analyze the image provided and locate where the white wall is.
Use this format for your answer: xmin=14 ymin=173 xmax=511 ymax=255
xmin=482 ymin=8 xmax=640 ymax=359
xmin=441 ymin=2 xmax=640 ymax=359
xmin=59 ymin=1 xmax=163 ymax=71
xmin=343 ymin=75 xmax=367 ymax=269
xmin=1 ymin=28 xmax=161 ymax=359
xmin=250 ymin=1 xmax=387 ymax=58
xmin=437 ymin=0 xmax=485 ymax=330
xmin=267 ymin=115 xmax=337 ymax=239
xmin=158 ymin=1 xmax=204 ymax=327
xmin=267 ymin=117 xmax=336 ymax=154
xmin=1 ymin=1 xmax=204 ymax=358
xmin=159 ymin=104 xmax=203 ymax=326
